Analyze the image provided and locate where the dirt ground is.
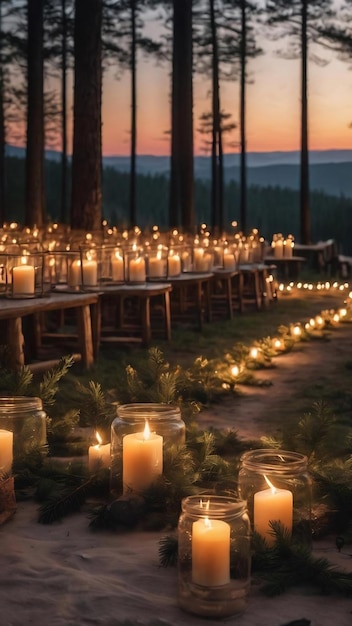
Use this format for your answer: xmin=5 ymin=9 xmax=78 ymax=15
xmin=196 ymin=290 xmax=352 ymax=441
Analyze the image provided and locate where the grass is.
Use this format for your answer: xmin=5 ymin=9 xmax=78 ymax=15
xmin=49 ymin=285 xmax=351 ymax=425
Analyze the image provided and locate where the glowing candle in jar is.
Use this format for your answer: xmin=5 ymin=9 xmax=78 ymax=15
xmin=68 ymin=259 xmax=82 ymax=287
xmin=12 ymin=259 xmax=35 ymax=295
xmin=88 ymin=431 xmax=111 ymax=473
xmin=0 ymin=429 xmax=13 ymax=474
xmin=129 ymin=254 xmax=146 ymax=282
xmin=122 ymin=420 xmax=163 ymax=493
xmin=223 ymin=249 xmax=236 ymax=270
xmin=254 ymin=475 xmax=293 ymax=546
xmin=192 ymin=501 xmax=230 ymax=587
xmin=167 ymin=251 xmax=181 ymax=276
xmin=148 ymin=249 xmax=164 ymax=278
xmin=272 ymin=237 xmax=284 ymax=259
xmin=82 ymin=258 xmax=98 ymax=286
xmin=111 ymin=250 xmax=124 ymax=282
xmin=193 ymin=247 xmax=205 ymax=271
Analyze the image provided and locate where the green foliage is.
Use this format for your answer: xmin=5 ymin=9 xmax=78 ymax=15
xmin=252 ymin=522 xmax=352 ymax=597
xmin=38 ymin=355 xmax=76 ymax=409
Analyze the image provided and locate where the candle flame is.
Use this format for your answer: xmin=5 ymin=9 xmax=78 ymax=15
xmin=95 ymin=431 xmax=102 ymax=446
xmin=143 ymin=420 xmax=151 ymax=441
xmin=264 ymin=474 xmax=277 ymax=494
xmin=21 ymin=256 xmax=28 ymax=265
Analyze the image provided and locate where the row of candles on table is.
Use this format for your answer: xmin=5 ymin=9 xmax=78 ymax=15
xmin=0 ymin=401 xmax=310 ymax=618
xmin=0 ymin=224 xmax=270 ymax=297
xmin=271 ymin=233 xmax=295 ymax=258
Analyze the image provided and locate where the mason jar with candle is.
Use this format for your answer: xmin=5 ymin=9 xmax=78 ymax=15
xmin=0 ymin=396 xmax=48 ymax=464
xmin=110 ymin=402 xmax=185 ymax=496
xmin=178 ymin=494 xmax=251 ymax=619
xmin=125 ymin=247 xmax=146 ymax=284
xmin=238 ymin=449 xmax=312 ymax=546
xmin=5 ymin=251 xmax=47 ymax=298
xmin=146 ymin=245 xmax=168 ymax=281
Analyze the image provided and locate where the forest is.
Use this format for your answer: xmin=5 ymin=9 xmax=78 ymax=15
xmin=4 ymin=154 xmax=352 ymax=254
xmin=0 ymin=1 xmax=352 ymax=245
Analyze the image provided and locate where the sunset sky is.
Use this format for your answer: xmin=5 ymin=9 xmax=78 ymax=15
xmin=98 ymin=31 xmax=352 ymax=157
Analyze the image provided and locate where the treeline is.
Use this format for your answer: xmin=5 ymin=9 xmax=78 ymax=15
xmin=4 ymin=156 xmax=352 ymax=254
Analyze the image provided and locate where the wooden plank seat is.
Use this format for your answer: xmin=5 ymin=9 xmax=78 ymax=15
xmin=165 ymin=273 xmax=213 ymax=331
xmin=264 ymin=255 xmax=307 ymax=280
xmin=210 ymin=268 xmax=242 ymax=320
xmin=0 ymin=292 xmax=99 ymax=370
xmin=96 ymin=282 xmax=172 ymax=349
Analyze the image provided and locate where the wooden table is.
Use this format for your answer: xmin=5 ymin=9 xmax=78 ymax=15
xmin=97 ymin=282 xmax=172 ymax=348
xmin=211 ymin=268 xmax=241 ymax=319
xmin=264 ymin=255 xmax=307 ymax=279
xmin=0 ymin=291 xmax=99 ymax=370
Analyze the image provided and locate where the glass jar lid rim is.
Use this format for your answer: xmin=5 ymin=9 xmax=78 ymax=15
xmin=240 ymin=448 xmax=308 ymax=470
xmin=116 ymin=402 xmax=181 ymax=417
xmin=182 ymin=494 xmax=247 ymax=517
xmin=0 ymin=395 xmax=43 ymax=410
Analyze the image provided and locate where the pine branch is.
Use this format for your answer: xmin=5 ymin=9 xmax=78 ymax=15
xmin=38 ymin=477 xmax=95 ymax=524
xmin=159 ymin=535 xmax=178 ymax=567
xmin=38 ymin=355 xmax=75 ymax=407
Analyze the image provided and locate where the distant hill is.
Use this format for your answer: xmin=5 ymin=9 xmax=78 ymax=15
xmin=5 ymin=144 xmax=352 ymax=197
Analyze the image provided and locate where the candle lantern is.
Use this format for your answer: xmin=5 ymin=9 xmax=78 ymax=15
xmin=178 ymin=494 xmax=251 ymax=618
xmin=110 ymin=402 xmax=185 ymax=496
xmin=5 ymin=250 xmax=47 ymax=298
xmin=146 ymin=245 xmax=168 ymax=281
xmin=125 ymin=246 xmax=146 ymax=284
xmin=0 ymin=396 xmax=48 ymax=464
xmin=167 ymin=248 xmax=182 ymax=277
xmin=79 ymin=246 xmax=99 ymax=290
xmin=238 ymin=449 xmax=312 ymax=546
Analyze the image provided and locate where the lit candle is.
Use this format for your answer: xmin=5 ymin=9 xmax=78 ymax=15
xmin=82 ymin=259 xmax=98 ymax=286
xmin=68 ymin=259 xmax=82 ymax=287
xmin=148 ymin=251 xmax=165 ymax=278
xmin=88 ymin=431 xmax=111 ymax=473
xmin=122 ymin=420 xmax=163 ymax=493
xmin=12 ymin=260 xmax=35 ymax=295
xmin=192 ymin=505 xmax=230 ymax=587
xmin=254 ymin=475 xmax=293 ymax=546
xmin=272 ymin=238 xmax=283 ymax=259
xmin=111 ymin=250 xmax=124 ymax=282
xmin=223 ymin=250 xmax=236 ymax=270
xmin=193 ymin=247 xmax=205 ymax=271
xmin=0 ymin=429 xmax=13 ymax=474
xmin=129 ymin=256 xmax=146 ymax=282
xmin=167 ymin=252 xmax=181 ymax=277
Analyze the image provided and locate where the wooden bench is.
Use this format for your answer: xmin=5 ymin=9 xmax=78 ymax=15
xmin=0 ymin=292 xmax=99 ymax=370
xmin=97 ymin=282 xmax=172 ymax=349
xmin=166 ymin=273 xmax=213 ymax=331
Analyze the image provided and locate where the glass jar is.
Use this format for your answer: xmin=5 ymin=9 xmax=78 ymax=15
xmin=178 ymin=494 xmax=251 ymax=619
xmin=110 ymin=403 xmax=186 ymax=496
xmin=0 ymin=396 xmax=48 ymax=464
xmin=238 ymin=449 xmax=312 ymax=546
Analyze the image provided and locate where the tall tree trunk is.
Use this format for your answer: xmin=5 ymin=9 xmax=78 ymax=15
xmin=60 ymin=0 xmax=68 ymax=223
xmin=210 ymin=0 xmax=219 ymax=235
xmin=25 ymin=0 xmax=45 ymax=228
xmin=71 ymin=0 xmax=102 ymax=231
xmin=129 ymin=0 xmax=137 ymax=228
xmin=300 ymin=0 xmax=310 ymax=244
xmin=239 ymin=0 xmax=247 ymax=235
xmin=0 ymin=0 xmax=5 ymax=225
xmin=169 ymin=0 xmax=195 ymax=233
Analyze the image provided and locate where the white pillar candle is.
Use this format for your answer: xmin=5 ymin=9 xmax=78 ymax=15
xmin=223 ymin=250 xmax=236 ymax=270
xmin=273 ymin=239 xmax=284 ymax=259
xmin=88 ymin=432 xmax=111 ymax=473
xmin=111 ymin=251 xmax=124 ymax=282
xmin=129 ymin=256 xmax=146 ymax=282
xmin=0 ymin=429 xmax=13 ymax=474
xmin=12 ymin=263 xmax=35 ymax=295
xmin=167 ymin=253 xmax=181 ymax=276
xmin=254 ymin=479 xmax=293 ymax=546
xmin=192 ymin=516 xmax=230 ymax=587
xmin=193 ymin=247 xmax=205 ymax=271
xmin=148 ymin=255 xmax=165 ymax=278
xmin=284 ymin=240 xmax=294 ymax=258
xmin=82 ymin=259 xmax=98 ymax=286
xmin=68 ymin=259 xmax=82 ymax=287
xmin=122 ymin=420 xmax=163 ymax=493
